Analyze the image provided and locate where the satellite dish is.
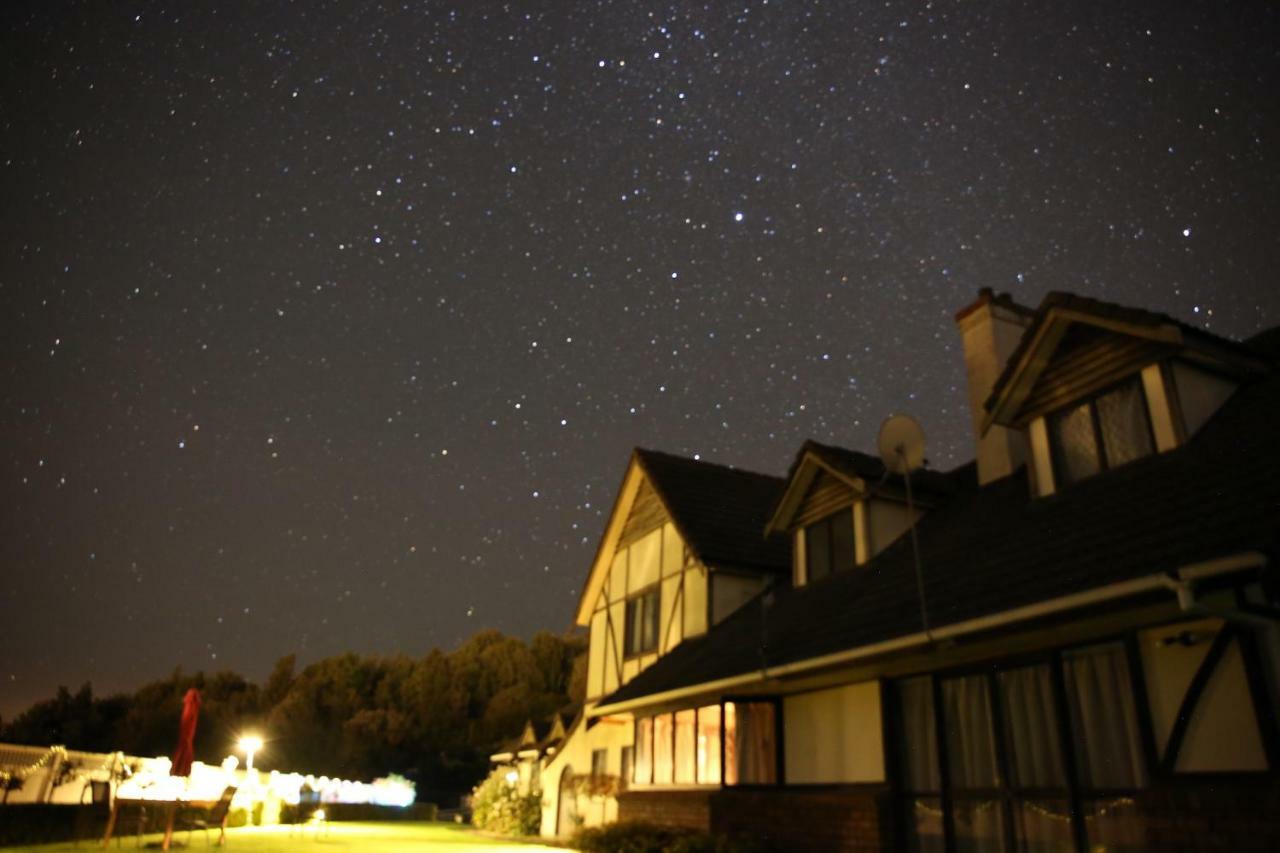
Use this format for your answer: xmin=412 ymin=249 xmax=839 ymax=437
xmin=878 ymin=414 xmax=926 ymax=475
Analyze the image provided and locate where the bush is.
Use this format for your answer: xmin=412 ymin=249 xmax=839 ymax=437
xmin=470 ymin=767 xmax=542 ymax=836
xmin=572 ymin=821 xmax=776 ymax=853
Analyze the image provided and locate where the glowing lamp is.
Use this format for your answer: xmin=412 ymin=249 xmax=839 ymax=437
xmin=237 ymin=735 xmax=264 ymax=771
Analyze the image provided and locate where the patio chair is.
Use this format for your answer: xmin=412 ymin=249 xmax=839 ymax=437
xmin=174 ymin=784 xmax=237 ymax=846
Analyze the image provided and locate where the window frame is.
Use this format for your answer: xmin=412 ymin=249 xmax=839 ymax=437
xmin=623 ymin=584 xmax=660 ymax=658
xmin=803 ymin=508 xmax=856 ymax=584
xmin=892 ymin=643 xmax=1143 ymax=852
xmin=630 ymin=696 xmax=782 ymax=789
xmin=1047 ymin=375 xmax=1157 ymax=488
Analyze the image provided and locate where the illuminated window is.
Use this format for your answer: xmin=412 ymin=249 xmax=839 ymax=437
xmin=724 ymin=701 xmax=778 ymax=785
xmin=1048 ymin=378 xmax=1153 ymax=487
xmin=633 ymin=703 xmax=725 ymax=787
xmin=804 ymin=510 xmax=855 ymax=583
xmin=625 ymin=587 xmax=659 ymax=656
xmin=673 ymin=710 xmax=696 ymax=783
xmin=633 ymin=717 xmax=653 ymax=784
xmin=654 ymin=713 xmax=674 ymax=784
xmin=696 ymin=704 xmax=722 ymax=784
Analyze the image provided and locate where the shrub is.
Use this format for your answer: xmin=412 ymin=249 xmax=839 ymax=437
xmin=470 ymin=767 xmax=542 ymax=836
xmin=572 ymin=822 xmax=776 ymax=853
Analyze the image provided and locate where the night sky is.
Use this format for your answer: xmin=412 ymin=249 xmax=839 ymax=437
xmin=3 ymin=1 xmax=1279 ymax=719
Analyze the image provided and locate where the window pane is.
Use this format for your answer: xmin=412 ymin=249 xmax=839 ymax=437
xmin=952 ymin=799 xmax=1009 ymax=852
xmin=634 ymin=718 xmax=652 ymax=784
xmin=896 ymin=676 xmax=941 ymax=792
xmin=996 ymin=665 xmax=1065 ymax=789
xmin=903 ymin=797 xmax=946 ymax=853
xmin=697 ymin=704 xmax=721 ymax=784
xmin=654 ymin=713 xmax=674 ymax=784
xmin=805 ymin=521 xmax=831 ymax=582
xmin=620 ymin=747 xmax=633 ymax=792
xmin=1062 ymin=643 xmax=1147 ymax=789
xmin=642 ymin=590 xmax=659 ymax=653
xmin=1049 ymin=401 xmax=1100 ymax=485
xmin=1096 ymin=381 xmax=1153 ymax=468
xmin=830 ymin=509 xmax=856 ymax=573
xmin=943 ymin=676 xmax=1000 ymax=790
xmin=1011 ymin=800 xmax=1075 ymax=851
xmin=725 ymin=701 xmax=777 ymax=785
xmin=625 ymin=598 xmax=640 ymax=656
xmin=674 ymin=709 xmax=696 ymax=783
xmin=591 ymin=748 xmax=607 ymax=779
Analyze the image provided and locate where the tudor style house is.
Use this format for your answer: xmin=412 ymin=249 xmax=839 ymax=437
xmin=538 ymin=290 xmax=1280 ymax=852
xmin=536 ymin=448 xmax=790 ymax=835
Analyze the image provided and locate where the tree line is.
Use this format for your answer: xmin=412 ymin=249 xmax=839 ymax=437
xmin=0 ymin=629 xmax=586 ymax=804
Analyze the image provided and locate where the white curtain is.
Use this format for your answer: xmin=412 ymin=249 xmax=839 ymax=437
xmin=943 ymin=675 xmax=999 ymax=790
xmin=996 ymin=665 xmax=1065 ymax=788
xmin=1062 ymin=643 xmax=1147 ymax=789
xmin=897 ymin=676 xmax=940 ymax=791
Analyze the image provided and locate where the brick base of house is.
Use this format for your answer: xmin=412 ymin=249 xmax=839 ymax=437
xmin=617 ymin=786 xmax=892 ymax=853
xmin=616 ymin=778 xmax=1280 ymax=853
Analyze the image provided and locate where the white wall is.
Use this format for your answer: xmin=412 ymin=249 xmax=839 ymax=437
xmin=783 ymin=681 xmax=885 ymax=784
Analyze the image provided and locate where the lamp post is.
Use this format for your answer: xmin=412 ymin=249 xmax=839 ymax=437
xmin=238 ymin=735 xmax=264 ymax=772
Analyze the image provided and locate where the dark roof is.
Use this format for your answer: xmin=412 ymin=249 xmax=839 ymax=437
xmin=985 ymin=291 xmax=1265 ymax=415
xmin=635 ymin=449 xmax=790 ymax=575
xmin=601 ymin=356 xmax=1280 ymax=707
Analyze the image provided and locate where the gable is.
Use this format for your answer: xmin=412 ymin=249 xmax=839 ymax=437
xmin=985 ymin=294 xmax=1266 ymax=432
xmin=793 ymin=470 xmax=857 ymax=528
xmin=1010 ymin=324 xmax=1176 ymax=427
xmin=620 ymin=479 xmax=668 ymax=548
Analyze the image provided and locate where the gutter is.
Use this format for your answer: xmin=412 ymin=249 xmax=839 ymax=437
xmin=589 ymin=550 xmax=1267 ymax=718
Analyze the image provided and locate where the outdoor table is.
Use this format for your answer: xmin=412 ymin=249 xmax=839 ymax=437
xmin=101 ymin=796 xmax=221 ymax=850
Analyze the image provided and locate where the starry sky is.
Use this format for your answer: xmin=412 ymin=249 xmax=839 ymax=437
xmin=3 ymin=0 xmax=1279 ymax=718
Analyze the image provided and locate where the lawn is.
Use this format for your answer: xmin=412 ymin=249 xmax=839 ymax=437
xmin=3 ymin=822 xmax=571 ymax=853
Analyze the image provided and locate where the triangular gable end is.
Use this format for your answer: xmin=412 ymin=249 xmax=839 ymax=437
xmin=765 ymin=449 xmax=866 ymax=536
xmin=984 ymin=304 xmax=1226 ymax=432
xmin=574 ymin=454 xmax=677 ymax=626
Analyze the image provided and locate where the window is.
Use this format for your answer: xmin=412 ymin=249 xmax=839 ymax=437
xmin=591 ymin=748 xmax=607 ymax=780
xmin=624 ymin=587 xmax=659 ymax=656
xmin=893 ymin=643 xmax=1151 ymax=853
xmin=630 ymin=702 xmax=735 ymax=787
xmin=654 ymin=713 xmax=674 ymax=783
xmin=619 ymin=746 xmax=633 ymax=791
xmin=804 ymin=509 xmax=855 ymax=583
xmin=634 ymin=717 xmax=653 ymax=785
xmin=1048 ymin=378 xmax=1154 ymax=486
xmin=697 ymin=704 xmax=722 ymax=784
xmin=724 ymin=701 xmax=778 ymax=785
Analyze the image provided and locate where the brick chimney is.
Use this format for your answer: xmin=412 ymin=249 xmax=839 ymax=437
xmin=955 ymin=289 xmax=1034 ymax=485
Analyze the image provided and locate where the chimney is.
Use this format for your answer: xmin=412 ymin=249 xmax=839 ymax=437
xmin=955 ymin=289 xmax=1034 ymax=485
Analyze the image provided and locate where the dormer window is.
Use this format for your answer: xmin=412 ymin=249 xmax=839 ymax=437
xmin=804 ymin=509 xmax=855 ymax=583
xmin=1048 ymin=377 xmax=1154 ymax=487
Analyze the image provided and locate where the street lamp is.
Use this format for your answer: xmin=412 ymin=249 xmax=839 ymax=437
xmin=238 ymin=735 xmax=264 ymax=772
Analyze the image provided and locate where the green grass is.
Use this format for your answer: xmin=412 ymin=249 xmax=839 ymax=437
xmin=3 ymin=822 xmax=571 ymax=853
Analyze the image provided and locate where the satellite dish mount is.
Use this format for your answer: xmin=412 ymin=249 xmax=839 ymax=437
xmin=877 ymin=415 xmax=933 ymax=641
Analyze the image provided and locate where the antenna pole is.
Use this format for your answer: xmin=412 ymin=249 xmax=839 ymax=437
xmin=898 ymin=446 xmax=933 ymax=642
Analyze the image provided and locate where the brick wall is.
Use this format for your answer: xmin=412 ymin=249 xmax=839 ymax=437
xmin=711 ymin=787 xmax=893 ymax=853
xmin=1133 ymin=778 xmax=1280 ymax=853
xmin=616 ymin=789 xmax=713 ymax=831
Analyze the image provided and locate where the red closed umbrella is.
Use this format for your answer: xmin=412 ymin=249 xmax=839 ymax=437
xmin=170 ymin=688 xmax=201 ymax=777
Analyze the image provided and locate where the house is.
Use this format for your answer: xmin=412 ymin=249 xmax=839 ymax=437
xmin=488 ymin=710 xmax=572 ymax=797
xmin=538 ymin=289 xmax=1280 ymax=851
xmin=536 ymin=448 xmax=791 ymax=836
